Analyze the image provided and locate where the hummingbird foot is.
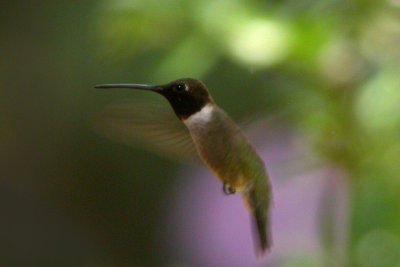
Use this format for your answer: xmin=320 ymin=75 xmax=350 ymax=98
xmin=223 ymin=183 xmax=236 ymax=195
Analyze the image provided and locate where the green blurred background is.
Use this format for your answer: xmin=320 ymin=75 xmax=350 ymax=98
xmin=1 ymin=1 xmax=400 ymax=267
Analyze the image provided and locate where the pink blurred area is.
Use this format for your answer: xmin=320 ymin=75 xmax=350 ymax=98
xmin=163 ymin=123 xmax=348 ymax=266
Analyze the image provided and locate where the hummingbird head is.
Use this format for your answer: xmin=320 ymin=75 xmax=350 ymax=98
xmin=95 ymin=78 xmax=214 ymax=119
xmin=159 ymin=78 xmax=214 ymax=119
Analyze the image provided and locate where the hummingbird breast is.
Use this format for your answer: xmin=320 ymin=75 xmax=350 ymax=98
xmin=184 ymin=104 xmax=266 ymax=192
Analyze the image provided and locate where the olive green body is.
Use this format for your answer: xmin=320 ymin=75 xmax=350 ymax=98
xmin=184 ymin=105 xmax=272 ymax=253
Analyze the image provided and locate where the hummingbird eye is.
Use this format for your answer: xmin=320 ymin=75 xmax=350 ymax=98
xmin=174 ymin=83 xmax=187 ymax=92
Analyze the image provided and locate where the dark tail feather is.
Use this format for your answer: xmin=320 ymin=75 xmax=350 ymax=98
xmin=245 ymin=181 xmax=272 ymax=257
xmin=252 ymin=203 xmax=272 ymax=257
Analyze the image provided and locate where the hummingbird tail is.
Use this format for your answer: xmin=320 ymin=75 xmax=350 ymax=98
xmin=253 ymin=202 xmax=271 ymax=254
xmin=245 ymin=180 xmax=272 ymax=257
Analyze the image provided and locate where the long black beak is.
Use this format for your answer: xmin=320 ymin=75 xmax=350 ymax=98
xmin=94 ymin=83 xmax=163 ymax=92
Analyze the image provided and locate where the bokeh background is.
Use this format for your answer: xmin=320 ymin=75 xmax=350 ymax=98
xmin=1 ymin=1 xmax=400 ymax=267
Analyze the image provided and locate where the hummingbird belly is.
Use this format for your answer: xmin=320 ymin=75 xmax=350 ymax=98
xmin=185 ymin=106 xmax=265 ymax=192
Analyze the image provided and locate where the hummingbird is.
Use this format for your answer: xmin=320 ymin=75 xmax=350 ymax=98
xmin=95 ymin=78 xmax=272 ymax=256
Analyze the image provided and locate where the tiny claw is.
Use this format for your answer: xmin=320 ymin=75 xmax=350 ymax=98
xmin=223 ymin=183 xmax=236 ymax=195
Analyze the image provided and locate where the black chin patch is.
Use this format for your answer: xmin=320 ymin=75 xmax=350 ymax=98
xmin=165 ymin=94 xmax=207 ymax=119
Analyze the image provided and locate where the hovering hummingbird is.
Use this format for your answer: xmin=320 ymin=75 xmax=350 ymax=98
xmin=95 ymin=78 xmax=272 ymax=256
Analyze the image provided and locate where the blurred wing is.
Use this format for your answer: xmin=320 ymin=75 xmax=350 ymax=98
xmin=92 ymin=102 xmax=198 ymax=163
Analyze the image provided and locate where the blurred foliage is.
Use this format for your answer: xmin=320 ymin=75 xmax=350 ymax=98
xmin=1 ymin=0 xmax=400 ymax=266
